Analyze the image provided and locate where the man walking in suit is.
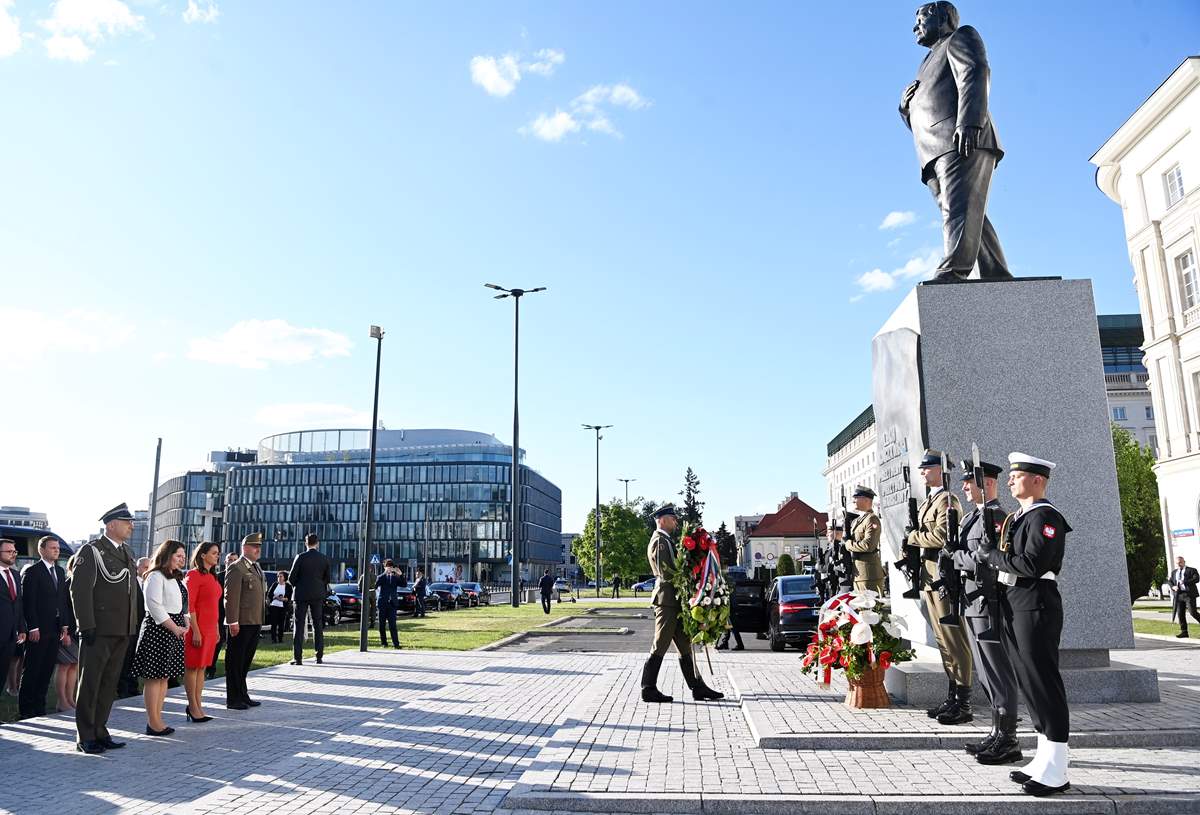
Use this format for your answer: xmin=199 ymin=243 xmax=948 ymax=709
xmin=413 ymin=570 xmax=428 ymax=617
xmin=71 ymin=503 xmax=140 ymax=754
xmin=224 ymin=533 xmax=265 ymax=709
xmin=900 ymin=2 xmax=1011 ymax=283
xmin=376 ymin=560 xmax=402 ymax=649
xmin=0 ymin=538 xmax=27 ymax=706
xmin=539 ymin=569 xmax=555 ymax=614
xmin=287 ymin=533 xmax=331 ymax=665
xmin=1171 ymin=556 xmax=1200 ymax=638
xmin=20 ymin=536 xmax=73 ymax=719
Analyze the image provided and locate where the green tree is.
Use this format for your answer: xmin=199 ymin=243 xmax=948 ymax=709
xmin=776 ymin=553 xmax=796 ymax=576
xmin=713 ymin=521 xmax=737 ymax=565
xmin=571 ymin=499 xmax=652 ymax=583
xmin=679 ymin=467 xmax=704 ymax=528
xmin=1113 ymin=424 xmax=1164 ymax=602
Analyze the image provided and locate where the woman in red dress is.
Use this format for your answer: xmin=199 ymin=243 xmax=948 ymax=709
xmin=183 ymin=542 xmax=222 ymax=723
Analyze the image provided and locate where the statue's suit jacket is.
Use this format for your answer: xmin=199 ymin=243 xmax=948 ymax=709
xmin=901 ymin=25 xmax=1003 ymax=179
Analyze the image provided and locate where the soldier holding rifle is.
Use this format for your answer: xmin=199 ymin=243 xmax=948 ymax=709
xmin=844 ymin=486 xmax=885 ymax=594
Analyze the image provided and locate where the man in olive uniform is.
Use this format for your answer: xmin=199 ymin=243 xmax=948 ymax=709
xmin=224 ymin=532 xmax=266 ymax=710
xmin=907 ymin=450 xmax=974 ymax=724
xmin=844 ymin=486 xmax=885 ymax=593
xmin=71 ymin=503 xmax=140 ymax=754
xmin=977 ymin=453 xmax=1072 ymax=797
xmin=950 ymin=457 xmax=1021 ymax=764
xmin=641 ymin=505 xmax=723 ymax=704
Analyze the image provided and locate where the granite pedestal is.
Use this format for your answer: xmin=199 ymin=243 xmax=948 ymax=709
xmin=870 ymin=278 xmax=1157 ymax=703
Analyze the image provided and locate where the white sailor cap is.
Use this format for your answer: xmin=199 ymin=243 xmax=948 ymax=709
xmin=1009 ymin=452 xmax=1055 ymax=478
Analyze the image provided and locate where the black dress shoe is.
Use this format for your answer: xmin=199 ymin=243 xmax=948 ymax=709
xmin=289 ymin=659 xmax=302 ymax=665
xmin=1023 ymin=780 xmax=1070 ymax=797
xmin=1177 ymin=632 xmax=1189 ymax=638
xmin=226 ymin=702 xmax=249 ymax=710
xmin=76 ymin=741 xmax=106 ymax=754
xmin=145 ymin=725 xmax=175 ymax=737
xmin=243 ymin=698 xmax=261 ymax=707
xmin=1010 ymin=771 xmax=1031 ymax=784
xmin=315 ymin=656 xmax=323 ymax=664
xmin=98 ymin=736 xmax=125 ymax=749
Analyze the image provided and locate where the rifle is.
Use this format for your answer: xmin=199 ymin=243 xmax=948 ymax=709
xmin=929 ymin=451 xmax=964 ymax=628
xmin=893 ymin=462 xmax=923 ymax=599
xmin=836 ymin=485 xmax=857 ymax=589
xmin=968 ymin=444 xmax=1002 ymax=642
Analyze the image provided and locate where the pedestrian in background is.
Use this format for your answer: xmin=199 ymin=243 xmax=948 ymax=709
xmin=287 ymin=533 xmax=331 ymax=666
xmin=413 ymin=570 xmax=428 ymax=618
xmin=19 ymin=535 xmax=73 ymax=719
xmin=134 ymin=540 xmax=190 ymax=737
xmin=1170 ymin=556 xmax=1200 ymax=638
xmin=267 ymin=570 xmax=292 ymax=643
xmin=377 ymin=560 xmax=401 ymax=649
xmin=183 ymin=542 xmax=221 ymax=723
xmin=611 ymin=575 xmax=622 ymax=599
xmin=539 ymin=569 xmax=554 ymax=614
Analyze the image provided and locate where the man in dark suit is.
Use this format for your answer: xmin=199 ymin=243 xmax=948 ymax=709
xmin=19 ymin=536 xmax=74 ymax=719
xmin=376 ymin=560 xmax=402 ymax=648
xmin=208 ymin=552 xmax=238 ymax=679
xmin=287 ymin=533 xmax=331 ymax=665
xmin=539 ymin=569 xmax=555 ymax=614
xmin=1170 ymin=556 xmax=1200 ymax=638
xmin=900 ymin=2 xmax=1011 ymax=283
xmin=413 ymin=570 xmax=428 ymax=617
xmin=0 ymin=539 xmax=27 ymax=701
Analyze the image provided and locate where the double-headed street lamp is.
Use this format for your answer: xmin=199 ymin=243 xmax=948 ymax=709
xmin=487 ymin=283 xmax=546 ymax=608
xmin=582 ymin=424 xmax=612 ymax=599
xmin=361 ymin=324 xmax=384 ymax=652
xmin=618 ymin=478 xmax=636 ymax=505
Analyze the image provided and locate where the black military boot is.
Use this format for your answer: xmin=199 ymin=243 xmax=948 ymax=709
xmin=977 ymin=711 xmax=1023 ymax=765
xmin=679 ymin=655 xmax=725 ymax=701
xmin=965 ymin=708 xmax=999 ymax=755
xmin=927 ymin=680 xmax=957 ymax=718
xmin=640 ymin=654 xmax=673 ymax=703
xmin=938 ymin=684 xmax=974 ymax=725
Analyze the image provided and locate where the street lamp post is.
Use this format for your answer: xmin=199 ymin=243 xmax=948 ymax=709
xmin=582 ymin=424 xmax=611 ymax=599
xmin=360 ymin=324 xmax=384 ymax=652
xmin=618 ymin=478 xmax=636 ymax=505
xmin=487 ymin=283 xmax=546 ymax=608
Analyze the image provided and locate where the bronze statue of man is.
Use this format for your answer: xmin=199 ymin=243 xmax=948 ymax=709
xmin=900 ymin=2 xmax=1012 ymax=283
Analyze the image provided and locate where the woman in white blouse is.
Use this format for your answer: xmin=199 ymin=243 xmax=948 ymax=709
xmin=133 ymin=540 xmax=191 ymax=736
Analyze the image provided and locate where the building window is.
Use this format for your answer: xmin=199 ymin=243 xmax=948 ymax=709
xmin=1146 ymin=405 xmax=1154 ymax=421
xmin=1112 ymin=406 xmax=1127 ymax=421
xmin=1179 ymin=250 xmax=1198 ymax=311
xmin=1164 ymin=164 xmax=1185 ymax=208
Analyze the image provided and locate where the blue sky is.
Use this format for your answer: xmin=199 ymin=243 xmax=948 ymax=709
xmin=2 ymin=1 xmax=1197 ymax=541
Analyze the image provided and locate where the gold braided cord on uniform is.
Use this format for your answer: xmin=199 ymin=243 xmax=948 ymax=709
xmin=999 ymin=513 xmax=1015 ymax=553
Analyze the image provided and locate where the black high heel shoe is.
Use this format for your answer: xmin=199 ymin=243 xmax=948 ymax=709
xmin=185 ymin=707 xmax=213 ymax=723
xmin=145 ymin=725 xmax=175 ymax=737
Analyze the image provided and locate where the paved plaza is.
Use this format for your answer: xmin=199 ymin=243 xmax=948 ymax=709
xmin=0 ymin=617 xmax=1198 ymax=815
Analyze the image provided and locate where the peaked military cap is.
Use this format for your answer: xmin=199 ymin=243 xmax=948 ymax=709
xmin=242 ymin=531 xmax=264 ymax=546
xmin=852 ymin=485 xmax=876 ymax=499
xmin=959 ymin=459 xmax=1003 ymax=480
xmin=918 ymin=449 xmax=951 ymax=469
xmin=651 ymin=504 xmax=678 ymax=519
xmin=99 ymin=503 xmax=134 ymax=523
xmin=1009 ymin=452 xmax=1055 ymax=478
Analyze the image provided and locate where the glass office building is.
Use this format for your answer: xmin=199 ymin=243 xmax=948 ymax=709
xmin=222 ymin=428 xmax=562 ymax=581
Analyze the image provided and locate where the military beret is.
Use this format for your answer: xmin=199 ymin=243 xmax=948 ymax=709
xmin=99 ymin=503 xmax=134 ymax=523
xmin=242 ymin=532 xmax=264 ymax=546
xmin=1009 ymin=452 xmax=1055 ymax=478
xmin=852 ymin=485 xmax=876 ymax=499
xmin=651 ymin=504 xmax=678 ymax=519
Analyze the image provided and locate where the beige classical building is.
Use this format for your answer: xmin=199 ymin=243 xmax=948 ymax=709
xmin=1091 ymin=56 xmax=1200 ymax=564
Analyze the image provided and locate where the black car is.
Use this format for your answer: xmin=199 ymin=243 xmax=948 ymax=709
xmin=458 ymin=582 xmax=490 ymax=607
xmin=765 ymin=575 xmax=821 ymax=651
xmin=330 ymin=582 xmax=375 ymax=624
xmin=397 ymin=584 xmax=441 ymax=614
xmin=261 ymin=571 xmax=343 ymax=627
xmin=429 ymin=582 xmax=469 ymax=609
xmin=728 ymin=578 xmax=767 ymax=635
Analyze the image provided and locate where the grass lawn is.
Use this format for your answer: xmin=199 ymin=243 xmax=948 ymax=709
xmin=1132 ymin=618 xmax=1191 ymax=638
xmin=0 ymin=598 xmax=644 ymax=723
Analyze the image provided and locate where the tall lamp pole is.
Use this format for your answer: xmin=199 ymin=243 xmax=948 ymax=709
xmin=618 ymin=478 xmax=636 ymax=505
xmin=360 ymin=324 xmax=384 ymax=652
xmin=582 ymin=424 xmax=611 ymax=598
xmin=487 ymin=283 xmax=546 ymax=607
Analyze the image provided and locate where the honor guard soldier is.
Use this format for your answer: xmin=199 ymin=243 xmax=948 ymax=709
xmin=641 ymin=505 xmax=723 ymax=704
xmin=71 ymin=503 xmax=141 ymax=754
xmin=907 ymin=450 xmax=974 ymax=724
xmin=950 ymin=457 xmax=1022 ymax=764
xmin=844 ymin=486 xmax=885 ymax=594
xmin=224 ymin=532 xmax=266 ymax=710
xmin=976 ymin=453 xmax=1071 ymax=797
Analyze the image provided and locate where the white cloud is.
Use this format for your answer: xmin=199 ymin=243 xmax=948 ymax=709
xmin=879 ymin=210 xmax=917 ymax=230
xmin=520 ymin=110 xmax=581 ymax=142
xmin=0 ymin=307 xmax=135 ymax=369
xmin=187 ymin=319 xmax=352 ymax=369
xmin=255 ymin=402 xmax=373 ymax=429
xmin=41 ymin=0 xmax=144 ymax=62
xmin=606 ymin=83 xmax=648 ymax=110
xmin=183 ymin=0 xmax=219 ymax=24
xmin=853 ymin=249 xmax=942 ymax=294
xmin=0 ymin=1 xmax=21 ymax=58
xmin=524 ymin=47 xmax=563 ymax=76
xmin=856 ymin=269 xmax=897 ymax=293
xmin=523 ymin=82 xmax=650 ymax=142
xmin=470 ymin=53 xmax=521 ymax=97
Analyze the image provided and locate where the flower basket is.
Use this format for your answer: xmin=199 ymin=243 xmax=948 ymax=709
xmin=844 ymin=662 xmax=890 ymax=709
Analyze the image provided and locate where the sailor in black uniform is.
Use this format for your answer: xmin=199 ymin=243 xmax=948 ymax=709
xmin=976 ymin=452 xmax=1071 ymax=797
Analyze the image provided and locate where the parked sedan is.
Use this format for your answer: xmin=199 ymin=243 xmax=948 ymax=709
xmin=429 ymin=582 xmax=469 ymax=609
xmin=262 ymin=571 xmax=343 ymax=627
xmin=330 ymin=582 xmax=375 ymax=625
xmin=631 ymin=577 xmax=656 ymax=594
xmin=397 ymin=584 xmax=441 ymax=614
xmin=765 ymin=575 xmax=821 ymax=652
xmin=458 ymin=582 xmax=490 ymax=607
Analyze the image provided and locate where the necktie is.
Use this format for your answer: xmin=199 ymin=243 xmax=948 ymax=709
xmin=4 ymin=569 xmax=14 ymax=601
xmin=48 ymin=563 xmax=57 ymax=589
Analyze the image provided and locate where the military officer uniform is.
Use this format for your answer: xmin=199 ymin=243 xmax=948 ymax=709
xmin=844 ymin=486 xmax=885 ymax=594
xmin=908 ymin=450 xmax=974 ymax=722
xmin=949 ymin=459 xmax=1021 ymax=763
xmin=641 ymin=505 xmax=722 ymax=704
xmin=224 ymin=533 xmax=266 ymax=709
xmin=71 ymin=503 xmax=140 ymax=754
xmin=979 ymin=453 xmax=1071 ymax=797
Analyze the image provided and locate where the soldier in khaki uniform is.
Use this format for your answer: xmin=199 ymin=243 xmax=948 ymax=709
xmin=907 ymin=450 xmax=974 ymax=723
xmin=641 ymin=505 xmax=722 ymax=704
xmin=844 ymin=486 xmax=885 ymax=594
xmin=224 ymin=532 xmax=266 ymax=710
xmin=71 ymin=503 xmax=141 ymax=754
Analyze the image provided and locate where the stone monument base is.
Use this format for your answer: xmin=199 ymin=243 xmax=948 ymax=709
xmin=885 ymin=658 xmax=1160 ymax=705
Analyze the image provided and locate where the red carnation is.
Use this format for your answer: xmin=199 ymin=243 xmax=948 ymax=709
xmin=839 ymin=653 xmax=850 ymax=668
xmin=683 ymin=536 xmax=697 ymax=550
xmin=879 ymin=651 xmax=893 ymax=670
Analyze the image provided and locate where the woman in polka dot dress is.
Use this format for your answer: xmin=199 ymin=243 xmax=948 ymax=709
xmin=134 ymin=540 xmax=191 ymax=736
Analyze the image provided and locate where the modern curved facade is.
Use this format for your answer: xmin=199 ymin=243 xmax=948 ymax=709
xmin=222 ymin=429 xmax=562 ymax=581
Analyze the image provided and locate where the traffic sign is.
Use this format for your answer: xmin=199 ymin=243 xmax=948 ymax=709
xmin=345 ymin=567 xmax=356 ymax=580
xmin=370 ymin=553 xmax=381 ymax=566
